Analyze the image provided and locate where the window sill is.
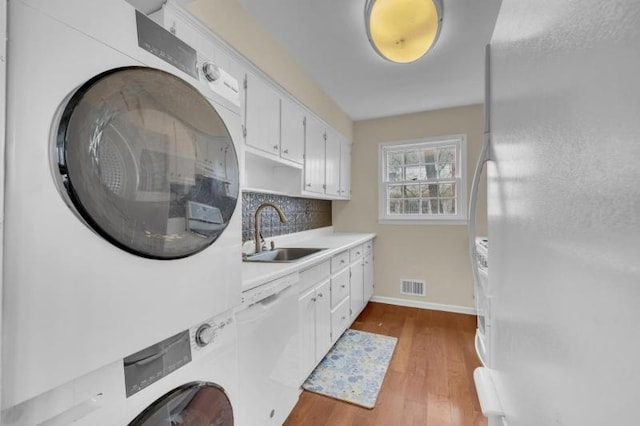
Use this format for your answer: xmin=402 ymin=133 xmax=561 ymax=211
xmin=378 ymin=217 xmax=468 ymax=226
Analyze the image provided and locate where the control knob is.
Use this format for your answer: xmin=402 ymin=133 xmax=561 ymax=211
xmin=195 ymin=323 xmax=216 ymax=347
xmin=202 ymin=62 xmax=221 ymax=82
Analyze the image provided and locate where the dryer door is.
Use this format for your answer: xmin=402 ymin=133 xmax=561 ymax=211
xmin=128 ymin=382 xmax=233 ymax=426
xmin=56 ymin=66 xmax=239 ymax=259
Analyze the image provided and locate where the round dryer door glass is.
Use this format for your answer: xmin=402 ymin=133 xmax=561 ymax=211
xmin=56 ymin=67 xmax=239 ymax=259
xmin=128 ymin=382 xmax=233 ymax=426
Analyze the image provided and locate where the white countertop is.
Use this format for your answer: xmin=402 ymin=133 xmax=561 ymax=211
xmin=241 ymin=227 xmax=376 ymax=292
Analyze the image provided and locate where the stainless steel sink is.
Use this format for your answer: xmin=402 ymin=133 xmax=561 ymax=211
xmin=243 ymin=247 xmax=326 ymax=263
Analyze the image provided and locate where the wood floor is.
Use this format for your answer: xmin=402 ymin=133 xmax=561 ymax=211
xmin=283 ymin=302 xmax=486 ymax=426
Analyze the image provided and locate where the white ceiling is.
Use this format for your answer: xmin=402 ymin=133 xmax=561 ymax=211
xmin=236 ymin=0 xmax=502 ymax=121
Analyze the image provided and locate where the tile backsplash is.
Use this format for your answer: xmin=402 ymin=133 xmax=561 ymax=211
xmin=242 ymin=192 xmax=332 ymax=242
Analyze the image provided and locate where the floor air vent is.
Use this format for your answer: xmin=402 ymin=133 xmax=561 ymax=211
xmin=400 ymin=279 xmax=425 ymax=296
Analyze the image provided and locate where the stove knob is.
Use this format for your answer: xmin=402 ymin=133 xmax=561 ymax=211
xmin=202 ymin=62 xmax=221 ymax=82
xmin=195 ymin=324 xmax=215 ymax=347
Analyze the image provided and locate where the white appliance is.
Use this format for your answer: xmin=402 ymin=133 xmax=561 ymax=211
xmin=469 ymin=43 xmax=493 ymax=368
xmin=473 ymin=0 xmax=640 ymax=425
xmin=236 ymin=272 xmax=301 ymax=426
xmin=2 ymin=0 xmax=242 ymax=411
xmin=1 ymin=310 xmax=239 ymax=425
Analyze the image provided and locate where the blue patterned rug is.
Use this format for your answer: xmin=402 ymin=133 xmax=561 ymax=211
xmin=302 ymin=329 xmax=398 ymax=409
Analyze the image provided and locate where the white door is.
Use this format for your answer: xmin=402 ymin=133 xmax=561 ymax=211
xmin=244 ymin=71 xmax=280 ymax=156
xmin=339 ymin=140 xmax=351 ymax=198
xmin=314 ymin=279 xmax=332 ymax=361
xmin=303 ymin=115 xmax=326 ymax=194
xmin=324 ymin=129 xmax=341 ymax=197
xmin=350 ymin=260 xmax=365 ymax=321
xmin=280 ymin=96 xmax=305 ymax=164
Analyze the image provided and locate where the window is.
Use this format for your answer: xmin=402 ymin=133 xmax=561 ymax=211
xmin=379 ymin=135 xmax=467 ymax=224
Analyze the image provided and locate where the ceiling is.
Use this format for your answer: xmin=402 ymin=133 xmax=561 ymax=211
xmin=236 ymin=0 xmax=502 ymax=121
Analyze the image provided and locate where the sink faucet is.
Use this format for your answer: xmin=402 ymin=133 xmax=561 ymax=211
xmin=254 ymin=202 xmax=287 ymax=253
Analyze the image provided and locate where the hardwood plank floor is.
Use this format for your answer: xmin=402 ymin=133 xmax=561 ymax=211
xmin=283 ymin=302 xmax=486 ymax=426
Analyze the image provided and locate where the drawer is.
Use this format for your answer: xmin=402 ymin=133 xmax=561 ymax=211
xmin=363 ymin=240 xmax=373 ymax=255
xmin=331 ymin=297 xmax=351 ymax=344
xmin=330 ymin=268 xmax=349 ymax=308
xmin=349 ymin=244 xmax=364 ymax=262
xmin=330 ymin=251 xmax=350 ymax=273
xmin=300 ymin=260 xmax=330 ymax=291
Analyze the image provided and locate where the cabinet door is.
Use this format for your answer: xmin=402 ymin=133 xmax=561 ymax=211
xmin=364 ymin=253 xmax=374 ymax=302
xmin=331 ymin=297 xmax=351 ymax=345
xmin=303 ymin=115 xmax=326 ymax=194
xmin=350 ymin=260 xmax=365 ymax=321
xmin=339 ymin=140 xmax=351 ymax=198
xmin=324 ymin=130 xmax=341 ymax=197
xmin=314 ymin=279 xmax=332 ymax=361
xmin=244 ymin=72 xmax=280 ymax=155
xmin=280 ymin=97 xmax=305 ymax=164
xmin=330 ymin=268 xmax=350 ymax=308
xmin=297 ymin=286 xmax=317 ymax=384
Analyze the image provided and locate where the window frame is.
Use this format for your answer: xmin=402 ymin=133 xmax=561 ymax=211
xmin=378 ymin=135 xmax=468 ymax=225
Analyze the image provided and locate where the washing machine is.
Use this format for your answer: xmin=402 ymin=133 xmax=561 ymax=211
xmin=1 ymin=311 xmax=239 ymax=426
xmin=2 ymin=0 xmax=243 ymax=412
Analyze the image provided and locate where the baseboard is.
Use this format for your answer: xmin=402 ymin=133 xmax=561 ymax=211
xmin=370 ymin=296 xmax=477 ymax=315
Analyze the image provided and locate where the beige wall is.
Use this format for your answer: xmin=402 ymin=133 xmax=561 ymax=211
xmin=333 ymin=105 xmax=488 ymax=309
xmin=186 ymin=0 xmax=353 ymax=140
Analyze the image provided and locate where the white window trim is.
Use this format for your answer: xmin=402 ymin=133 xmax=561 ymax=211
xmin=378 ymin=134 xmax=468 ymax=225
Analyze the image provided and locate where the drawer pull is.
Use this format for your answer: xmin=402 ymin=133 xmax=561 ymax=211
xmin=317 ymin=293 xmax=323 ymax=298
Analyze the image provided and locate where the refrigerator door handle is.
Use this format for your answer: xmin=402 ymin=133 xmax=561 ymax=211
xmin=468 ymin=133 xmax=490 ymax=293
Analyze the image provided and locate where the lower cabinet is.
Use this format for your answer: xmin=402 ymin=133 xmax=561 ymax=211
xmin=364 ymin=252 xmax=374 ymax=303
xmin=330 ymin=251 xmax=350 ymax=344
xmin=349 ymin=239 xmax=375 ymax=321
xmin=296 ymin=261 xmax=332 ymax=386
xmin=294 ymin=239 xmax=375 ymax=388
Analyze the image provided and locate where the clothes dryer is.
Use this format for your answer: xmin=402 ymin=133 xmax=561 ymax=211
xmin=1 ymin=311 xmax=239 ymax=426
xmin=2 ymin=0 xmax=243 ymax=409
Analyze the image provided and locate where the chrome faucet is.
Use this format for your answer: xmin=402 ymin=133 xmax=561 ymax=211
xmin=254 ymin=202 xmax=287 ymax=253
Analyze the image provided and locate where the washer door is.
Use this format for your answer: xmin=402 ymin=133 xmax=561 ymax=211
xmin=128 ymin=382 xmax=233 ymax=426
xmin=56 ymin=67 xmax=239 ymax=259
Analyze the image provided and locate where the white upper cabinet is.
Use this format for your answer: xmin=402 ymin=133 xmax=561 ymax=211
xmin=243 ymin=71 xmax=281 ymax=156
xmin=339 ymin=139 xmax=351 ymax=199
xmin=280 ymin=96 xmax=305 ymax=164
xmin=324 ymin=129 xmax=341 ymax=197
xmin=304 ymin=114 xmax=326 ymax=195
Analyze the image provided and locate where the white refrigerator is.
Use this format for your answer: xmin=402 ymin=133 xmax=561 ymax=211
xmin=472 ymin=0 xmax=640 ymax=425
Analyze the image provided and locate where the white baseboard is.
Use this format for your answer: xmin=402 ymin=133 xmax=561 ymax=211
xmin=370 ymin=296 xmax=477 ymax=315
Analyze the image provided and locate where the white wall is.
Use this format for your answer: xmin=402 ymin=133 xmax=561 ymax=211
xmin=333 ymin=105 xmax=487 ymax=309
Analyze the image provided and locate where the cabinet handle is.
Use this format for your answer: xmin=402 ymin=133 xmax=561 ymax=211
xmin=356 ymin=251 xmax=361 ymax=256
xmin=341 ymin=284 xmax=346 ymax=288
xmin=311 ymin=297 xmax=317 ymax=302
xmin=283 ymin=149 xmax=289 ymax=154
xmin=340 ymin=260 xmax=345 ymax=264
xmin=317 ymin=293 xmax=323 ymax=298
xmin=273 ymin=145 xmax=279 ymax=150
xmin=306 ymin=183 xmax=312 ymax=187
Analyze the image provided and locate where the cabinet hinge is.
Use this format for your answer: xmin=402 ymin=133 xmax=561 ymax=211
xmin=242 ymin=125 xmax=247 ymax=138
xmin=243 ymin=75 xmax=247 ymax=90
xmin=323 ymin=131 xmax=327 ymax=141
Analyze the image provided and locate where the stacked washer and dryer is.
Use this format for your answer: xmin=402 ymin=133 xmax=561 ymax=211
xmin=2 ymin=0 xmax=244 ymax=424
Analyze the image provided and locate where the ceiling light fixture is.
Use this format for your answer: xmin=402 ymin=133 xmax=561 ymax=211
xmin=365 ymin=0 xmax=443 ymax=64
